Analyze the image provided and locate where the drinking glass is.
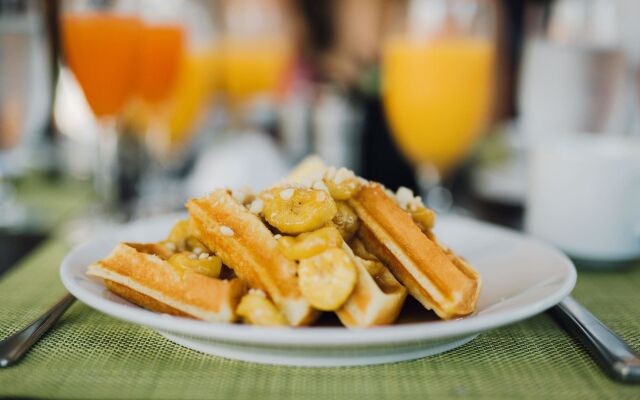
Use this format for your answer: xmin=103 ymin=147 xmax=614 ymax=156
xmin=518 ymin=0 xmax=626 ymax=141
xmin=61 ymin=0 xmax=140 ymax=217
xmin=0 ymin=0 xmax=50 ymax=228
xmin=381 ymin=0 xmax=496 ymax=210
xmin=220 ymin=0 xmax=294 ymax=128
xmin=133 ymin=0 xmax=221 ymax=215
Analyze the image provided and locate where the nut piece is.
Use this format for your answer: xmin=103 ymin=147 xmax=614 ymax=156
xmin=185 ymin=237 xmax=208 ymax=252
xmin=236 ymin=291 xmax=288 ymax=326
xmin=323 ymin=167 xmax=361 ymax=200
xmin=261 ymin=187 xmax=337 ymax=234
xmin=167 ymin=252 xmax=222 ymax=278
xmin=298 ymin=248 xmax=357 ymax=311
xmin=332 ymin=201 xmax=360 ymax=241
xmin=277 ymin=226 xmax=343 ymax=260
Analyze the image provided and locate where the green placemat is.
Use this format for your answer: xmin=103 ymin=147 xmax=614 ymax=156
xmin=0 ymin=239 xmax=639 ymax=400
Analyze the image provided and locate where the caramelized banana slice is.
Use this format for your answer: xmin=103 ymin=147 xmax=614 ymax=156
xmin=166 ymin=219 xmax=191 ymax=243
xmin=350 ymin=238 xmax=379 ymax=262
xmin=236 ymin=290 xmax=288 ymax=326
xmin=298 ymin=248 xmax=357 ymax=311
xmin=332 ymin=201 xmax=360 ymax=241
xmin=410 ymin=206 xmax=436 ymax=232
xmin=167 ymin=252 xmax=222 ymax=278
xmin=185 ymin=237 xmax=209 ymax=253
xmin=261 ymin=187 xmax=337 ymax=234
xmin=323 ymin=167 xmax=362 ymax=200
xmin=277 ymin=226 xmax=343 ymax=260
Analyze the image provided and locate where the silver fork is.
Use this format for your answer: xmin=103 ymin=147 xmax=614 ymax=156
xmin=0 ymin=294 xmax=75 ymax=367
xmin=549 ymin=296 xmax=640 ymax=383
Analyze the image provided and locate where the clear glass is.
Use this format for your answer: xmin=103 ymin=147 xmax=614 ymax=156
xmin=381 ymin=0 xmax=496 ymax=211
xmin=220 ymin=0 xmax=294 ymax=129
xmin=60 ymin=0 xmax=141 ymax=218
xmin=0 ymin=0 xmax=50 ymax=228
xmin=133 ymin=0 xmax=221 ymax=216
xmin=518 ymin=0 xmax=626 ymax=141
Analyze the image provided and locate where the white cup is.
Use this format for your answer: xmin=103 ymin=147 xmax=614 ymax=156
xmin=525 ymin=134 xmax=640 ymax=263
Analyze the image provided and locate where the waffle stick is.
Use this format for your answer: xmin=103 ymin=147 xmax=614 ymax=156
xmin=87 ymin=243 xmax=246 ymax=322
xmin=187 ymin=190 xmax=318 ymax=326
xmin=336 ymin=243 xmax=407 ymax=327
xmin=349 ymin=184 xmax=480 ymax=319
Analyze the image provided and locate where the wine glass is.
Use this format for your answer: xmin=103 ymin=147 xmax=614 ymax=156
xmin=60 ymin=0 xmax=140 ymax=217
xmin=220 ymin=0 xmax=294 ymax=129
xmin=381 ymin=0 xmax=496 ymax=211
xmin=133 ymin=0 xmax=221 ymax=216
xmin=0 ymin=0 xmax=50 ymax=228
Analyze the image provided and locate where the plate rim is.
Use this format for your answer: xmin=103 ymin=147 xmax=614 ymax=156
xmin=60 ymin=214 xmax=577 ymax=347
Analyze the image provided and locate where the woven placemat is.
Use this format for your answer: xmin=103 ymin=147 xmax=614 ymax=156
xmin=1 ymin=239 xmax=638 ymax=399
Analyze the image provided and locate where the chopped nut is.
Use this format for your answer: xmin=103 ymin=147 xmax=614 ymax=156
xmin=249 ymin=199 xmax=264 ymax=214
xmin=334 ymin=167 xmax=355 ymax=184
xmin=312 ymin=180 xmax=329 ymax=192
xmin=248 ymin=288 xmax=267 ymax=298
xmin=279 ymin=188 xmax=294 ymax=200
xmin=395 ymin=187 xmax=414 ymax=209
xmin=219 ymin=226 xmax=234 ymax=236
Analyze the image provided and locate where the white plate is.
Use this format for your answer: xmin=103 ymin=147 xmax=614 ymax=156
xmin=60 ymin=213 xmax=576 ymax=367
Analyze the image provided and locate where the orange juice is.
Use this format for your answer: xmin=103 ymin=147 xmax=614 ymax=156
xmin=165 ymin=47 xmax=219 ymax=148
xmin=222 ymin=38 xmax=292 ymax=103
xmin=62 ymin=14 xmax=141 ymax=117
xmin=136 ymin=24 xmax=185 ymax=104
xmin=382 ymin=37 xmax=493 ymax=172
xmin=128 ymin=46 xmax=220 ymax=155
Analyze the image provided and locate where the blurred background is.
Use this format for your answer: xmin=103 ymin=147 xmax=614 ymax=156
xmin=1 ymin=0 xmax=639 ymax=272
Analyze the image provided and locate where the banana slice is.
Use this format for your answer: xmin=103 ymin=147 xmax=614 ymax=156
xmin=261 ymin=187 xmax=337 ymax=234
xmin=166 ymin=219 xmax=191 ymax=244
xmin=323 ymin=167 xmax=362 ymax=200
xmin=350 ymin=238 xmax=379 ymax=262
xmin=298 ymin=248 xmax=357 ymax=311
xmin=167 ymin=252 xmax=222 ymax=278
xmin=332 ymin=201 xmax=360 ymax=241
xmin=277 ymin=226 xmax=343 ymax=260
xmin=410 ymin=206 xmax=436 ymax=233
xmin=185 ymin=237 xmax=208 ymax=253
xmin=236 ymin=290 xmax=288 ymax=326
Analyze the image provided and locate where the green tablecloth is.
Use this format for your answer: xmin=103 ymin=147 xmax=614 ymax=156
xmin=1 ymin=236 xmax=639 ymax=399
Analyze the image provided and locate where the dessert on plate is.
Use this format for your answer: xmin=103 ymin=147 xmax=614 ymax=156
xmin=87 ymin=157 xmax=481 ymax=327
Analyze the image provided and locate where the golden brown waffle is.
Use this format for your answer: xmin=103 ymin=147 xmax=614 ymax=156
xmin=187 ymin=190 xmax=318 ymax=326
xmin=87 ymin=243 xmax=246 ymax=322
xmin=349 ymin=184 xmax=481 ymax=319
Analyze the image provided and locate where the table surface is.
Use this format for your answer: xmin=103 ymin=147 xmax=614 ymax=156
xmin=1 ymin=177 xmax=639 ymax=400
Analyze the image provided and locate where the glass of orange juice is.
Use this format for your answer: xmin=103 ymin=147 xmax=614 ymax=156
xmin=132 ymin=0 xmax=220 ymax=214
xmin=220 ymin=0 xmax=294 ymax=128
xmin=134 ymin=0 xmax=186 ymax=161
xmin=61 ymin=0 xmax=141 ymax=215
xmin=382 ymin=0 xmax=496 ymax=211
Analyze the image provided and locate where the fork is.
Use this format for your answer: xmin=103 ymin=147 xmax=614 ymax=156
xmin=549 ymin=296 xmax=640 ymax=383
xmin=0 ymin=294 xmax=75 ymax=367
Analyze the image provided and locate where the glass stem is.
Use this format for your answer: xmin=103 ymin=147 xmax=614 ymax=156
xmin=416 ymin=163 xmax=453 ymax=213
xmin=95 ymin=117 xmax=120 ymax=216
